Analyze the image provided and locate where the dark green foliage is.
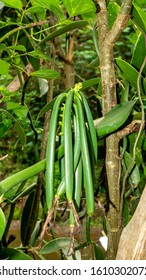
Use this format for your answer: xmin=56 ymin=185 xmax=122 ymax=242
xmin=0 ymin=0 xmax=145 ymax=260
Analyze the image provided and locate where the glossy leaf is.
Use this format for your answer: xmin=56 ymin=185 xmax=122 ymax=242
xmin=82 ymin=78 xmax=100 ymax=90
xmin=5 ymin=45 xmax=26 ymax=52
xmin=0 ymin=207 xmax=6 ymax=240
xmin=121 ymin=148 xmax=140 ymax=188
xmin=0 ymin=117 xmax=12 ymax=138
xmin=1 ymin=0 xmax=22 ymax=10
xmin=11 ymin=183 xmax=36 ymax=203
xmin=34 ymin=0 xmax=64 ymax=20
xmin=20 ymin=191 xmax=35 ymax=245
xmin=7 ymin=102 xmax=28 ymax=119
xmin=107 ymin=2 xmax=120 ymax=29
xmin=31 ymin=69 xmax=60 ymax=79
xmin=131 ymin=3 xmax=146 ymax=33
xmin=97 ymin=101 xmax=135 ymax=137
xmin=0 ymin=59 xmax=10 ymax=75
xmin=40 ymin=237 xmax=78 ymax=254
xmin=120 ymin=81 xmax=129 ymax=102
xmin=29 ymin=220 xmax=41 ymax=247
xmin=94 ymin=242 xmax=105 ymax=260
xmin=115 ymin=58 xmax=146 ymax=95
xmin=123 ymin=199 xmax=130 ymax=226
xmin=26 ymin=6 xmax=45 ymax=14
xmin=38 ymin=21 xmax=88 ymax=45
xmin=1 ymin=248 xmax=33 ymax=260
xmin=28 ymin=50 xmax=60 ymax=65
xmin=62 ymin=246 xmax=81 ymax=260
xmin=62 ymin=0 xmax=96 ymax=17
xmin=131 ymin=33 xmax=146 ymax=76
xmin=14 ymin=122 xmax=26 ymax=148
xmin=38 ymin=78 xmax=48 ymax=96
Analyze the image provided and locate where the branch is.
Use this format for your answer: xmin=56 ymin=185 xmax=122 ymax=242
xmin=0 ymin=20 xmax=50 ymax=44
xmin=117 ymin=120 xmax=144 ymax=140
xmin=107 ymin=0 xmax=133 ymax=44
xmin=96 ymin=0 xmax=108 ymax=41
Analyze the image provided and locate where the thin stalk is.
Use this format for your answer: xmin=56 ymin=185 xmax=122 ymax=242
xmin=0 ymin=20 xmax=50 ymax=44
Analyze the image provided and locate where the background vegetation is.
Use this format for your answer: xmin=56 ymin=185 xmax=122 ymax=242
xmin=0 ymin=0 xmax=145 ymax=260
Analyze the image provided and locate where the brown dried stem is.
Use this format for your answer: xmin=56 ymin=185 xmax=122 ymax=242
xmin=39 ymin=196 xmax=59 ymax=248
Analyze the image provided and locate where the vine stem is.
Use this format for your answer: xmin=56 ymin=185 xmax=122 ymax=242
xmin=0 ymin=20 xmax=50 ymax=44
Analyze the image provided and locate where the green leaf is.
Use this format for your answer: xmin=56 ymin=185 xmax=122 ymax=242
xmin=81 ymin=12 xmax=96 ymax=21
xmin=1 ymin=248 xmax=33 ymax=260
xmin=131 ymin=3 xmax=146 ymax=33
xmin=0 ymin=0 xmax=22 ymax=9
xmin=7 ymin=102 xmax=28 ymax=119
xmin=62 ymin=0 xmax=96 ymax=17
xmin=10 ymin=183 xmax=36 ymax=203
xmin=107 ymin=2 xmax=120 ymax=29
xmin=121 ymin=148 xmax=140 ymax=189
xmin=7 ymin=102 xmax=21 ymax=110
xmin=115 ymin=58 xmax=146 ymax=95
xmin=133 ymin=0 xmax=146 ymax=8
xmin=0 ymin=109 xmax=26 ymax=148
xmin=36 ymin=97 xmax=57 ymax=119
xmin=62 ymin=247 xmax=81 ymax=260
xmin=13 ymin=122 xmax=26 ymax=148
xmin=0 ymin=207 xmax=6 ymax=240
xmin=131 ymin=33 xmax=146 ymax=76
xmin=9 ymin=45 xmax=26 ymax=52
xmin=82 ymin=78 xmax=100 ymax=90
xmin=31 ymin=69 xmax=60 ymax=79
xmin=94 ymin=242 xmax=105 ymax=260
xmin=88 ymin=57 xmax=99 ymax=68
xmin=0 ymin=115 xmax=12 ymax=138
xmin=33 ymin=0 xmax=64 ymax=20
xmin=123 ymin=200 xmax=130 ymax=226
xmin=0 ymin=44 xmax=26 ymax=52
xmin=29 ymin=220 xmax=41 ymax=247
xmin=40 ymin=237 xmax=78 ymax=254
xmin=97 ymin=101 xmax=135 ymax=137
xmin=21 ymin=191 xmax=36 ymax=245
xmin=27 ymin=6 xmax=45 ymax=14
xmin=38 ymin=20 xmax=88 ymax=45
xmin=28 ymin=50 xmax=61 ymax=66
xmin=0 ymin=59 xmax=10 ymax=75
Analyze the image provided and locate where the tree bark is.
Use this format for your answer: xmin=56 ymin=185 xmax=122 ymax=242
xmin=116 ymin=185 xmax=146 ymax=260
xmin=96 ymin=0 xmax=133 ymax=259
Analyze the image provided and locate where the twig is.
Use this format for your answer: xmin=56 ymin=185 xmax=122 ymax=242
xmin=0 ymin=154 xmax=8 ymax=161
xmin=39 ymin=196 xmax=59 ymax=249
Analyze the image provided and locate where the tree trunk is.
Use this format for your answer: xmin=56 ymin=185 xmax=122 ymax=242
xmin=96 ymin=0 xmax=133 ymax=259
xmin=116 ymin=186 xmax=146 ymax=260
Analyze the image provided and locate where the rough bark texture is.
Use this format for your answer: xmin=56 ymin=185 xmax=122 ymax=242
xmin=96 ymin=0 xmax=133 ymax=259
xmin=116 ymin=186 xmax=146 ymax=260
